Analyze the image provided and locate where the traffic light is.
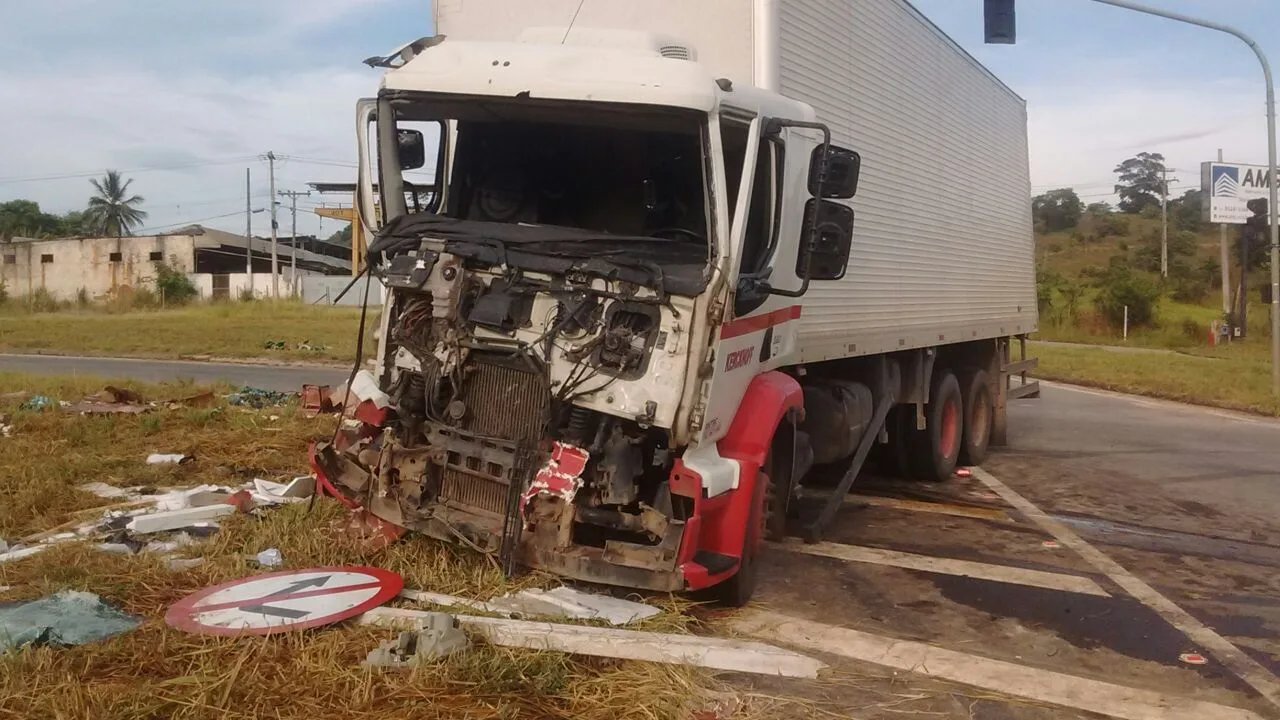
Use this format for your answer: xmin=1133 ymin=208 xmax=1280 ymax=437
xmin=1245 ymin=198 xmax=1269 ymax=246
xmin=984 ymin=0 xmax=1016 ymax=44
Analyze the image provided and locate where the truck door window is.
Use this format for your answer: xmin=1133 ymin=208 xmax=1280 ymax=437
xmin=720 ymin=118 xmax=780 ymax=277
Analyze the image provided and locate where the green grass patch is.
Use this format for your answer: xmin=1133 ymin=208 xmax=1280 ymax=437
xmin=1032 ymin=341 xmax=1280 ymax=416
xmin=0 ymin=301 xmax=371 ymax=363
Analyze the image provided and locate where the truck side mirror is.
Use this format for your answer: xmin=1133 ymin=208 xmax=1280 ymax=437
xmin=796 ymin=199 xmax=854 ymax=281
xmin=809 ymin=145 xmax=861 ymax=199
xmin=397 ymin=129 xmax=426 ymax=170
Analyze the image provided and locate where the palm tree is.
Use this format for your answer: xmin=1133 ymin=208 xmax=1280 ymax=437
xmin=86 ymin=170 xmax=148 ymax=237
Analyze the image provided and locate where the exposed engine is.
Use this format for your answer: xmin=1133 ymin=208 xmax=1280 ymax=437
xmin=317 ymin=228 xmax=698 ymax=585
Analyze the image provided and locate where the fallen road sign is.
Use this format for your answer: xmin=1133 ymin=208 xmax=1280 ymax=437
xmin=165 ymin=566 xmax=403 ymax=636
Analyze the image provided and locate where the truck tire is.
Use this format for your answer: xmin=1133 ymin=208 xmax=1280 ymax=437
xmin=907 ymin=370 xmax=963 ymax=482
xmin=762 ymin=440 xmax=791 ymax=542
xmin=958 ymin=368 xmax=993 ymax=466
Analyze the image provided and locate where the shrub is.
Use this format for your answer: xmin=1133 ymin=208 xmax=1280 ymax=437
xmin=1036 ymin=269 xmax=1062 ymax=317
xmin=75 ymin=287 xmax=91 ymax=308
xmin=132 ymin=287 xmax=160 ymax=309
xmin=1170 ymin=275 xmax=1209 ymax=304
xmin=1094 ymin=267 xmax=1160 ymax=328
xmin=28 ymin=287 xmax=62 ymax=313
xmin=0 ymin=282 xmax=9 ymax=306
xmin=238 ymin=287 xmax=257 ymax=303
xmin=155 ymin=263 xmax=198 ymax=305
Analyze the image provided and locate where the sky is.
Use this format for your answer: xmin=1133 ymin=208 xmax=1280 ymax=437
xmin=2 ymin=0 xmax=1278 ymax=237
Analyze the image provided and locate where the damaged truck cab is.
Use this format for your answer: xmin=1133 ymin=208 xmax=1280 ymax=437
xmin=319 ymin=28 xmax=857 ymax=603
xmin=319 ymin=1 xmax=1038 ymax=608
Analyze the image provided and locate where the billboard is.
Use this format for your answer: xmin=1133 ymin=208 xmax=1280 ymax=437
xmin=1201 ymin=161 xmax=1272 ymax=224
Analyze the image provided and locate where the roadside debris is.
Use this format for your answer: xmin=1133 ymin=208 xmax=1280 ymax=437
xmin=301 ymin=384 xmax=335 ymax=416
xmin=0 ymin=591 xmax=140 ymax=650
xmin=360 ymin=607 xmax=826 ymax=679
xmin=251 ymin=476 xmax=315 ymax=505
xmin=146 ymin=453 xmax=195 ymax=466
xmin=63 ymin=386 xmax=151 ymax=415
xmin=295 ymin=340 xmax=329 ymax=353
xmin=162 ymin=390 xmax=217 ymax=409
xmin=400 ymin=586 xmax=661 ymax=626
xmin=126 ymin=504 xmax=239 ymax=534
xmin=364 ymin=614 xmax=470 ymax=668
xmin=20 ymin=394 xmax=54 ymax=411
xmin=227 ymin=387 xmax=293 ymax=409
xmin=1180 ymin=652 xmax=1209 ymax=665
xmin=255 ymin=548 xmax=284 ymax=567
xmin=165 ymin=567 xmax=404 ymax=636
xmin=263 ymin=340 xmax=287 ymax=350
xmin=80 ymin=482 xmax=136 ymax=499
xmin=0 ymin=545 xmax=49 ymax=563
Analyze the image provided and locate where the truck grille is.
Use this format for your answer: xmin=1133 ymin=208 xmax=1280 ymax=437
xmin=436 ymin=357 xmax=548 ymax=518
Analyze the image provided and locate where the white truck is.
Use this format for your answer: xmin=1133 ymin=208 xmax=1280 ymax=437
xmin=315 ymin=0 xmax=1037 ymax=605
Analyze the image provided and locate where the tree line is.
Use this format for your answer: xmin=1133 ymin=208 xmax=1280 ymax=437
xmin=0 ymin=170 xmax=147 ymax=240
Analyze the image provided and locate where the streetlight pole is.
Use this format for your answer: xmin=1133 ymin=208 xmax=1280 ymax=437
xmin=1086 ymin=0 xmax=1280 ymax=395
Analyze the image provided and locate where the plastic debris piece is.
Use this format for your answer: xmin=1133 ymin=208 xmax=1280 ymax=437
xmin=80 ymin=482 xmax=134 ymax=499
xmin=0 ymin=546 xmax=48 ymax=563
xmin=165 ymin=557 xmax=206 ymax=572
xmin=226 ymin=387 xmax=293 ymax=409
xmin=1041 ymin=540 xmax=1061 ymax=549
xmin=20 ymin=395 xmax=53 ymax=411
xmin=486 ymin=586 xmax=661 ymax=626
xmin=1180 ymin=652 xmax=1208 ymax=665
xmin=954 ymin=467 xmax=973 ymax=478
xmin=147 ymin=453 xmax=194 ymax=466
xmin=256 ymin=548 xmax=283 ymax=568
xmin=143 ymin=534 xmax=195 ymax=554
xmin=363 ymin=615 xmax=469 ymax=669
xmin=94 ymin=543 xmax=135 ymax=555
xmin=0 ymin=591 xmax=141 ymax=649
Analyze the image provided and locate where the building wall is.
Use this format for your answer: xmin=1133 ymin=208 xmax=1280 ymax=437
xmin=190 ymin=270 xmax=319 ymax=301
xmin=300 ymin=275 xmax=386 ymax=306
xmin=0 ymin=235 xmax=197 ymax=300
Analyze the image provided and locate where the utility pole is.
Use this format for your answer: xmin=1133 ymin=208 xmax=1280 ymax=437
xmin=1219 ymin=149 xmax=1232 ymax=324
xmin=266 ymin=151 xmax=279 ymax=299
xmin=279 ymin=189 xmax=311 ymax=296
xmin=1160 ymin=165 xmax=1169 ymax=278
xmin=245 ymin=168 xmax=254 ymax=297
xmin=1081 ymin=0 xmax=1280 ymax=394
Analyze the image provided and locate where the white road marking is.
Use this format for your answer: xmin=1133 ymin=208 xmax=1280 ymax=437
xmin=971 ymin=466 xmax=1280 ymax=712
xmin=1040 ymin=381 xmax=1280 ymax=429
xmin=842 ymin=493 xmax=1012 ymax=521
xmin=776 ymin=540 xmax=1110 ymax=597
xmin=733 ymin=610 xmax=1266 ymax=720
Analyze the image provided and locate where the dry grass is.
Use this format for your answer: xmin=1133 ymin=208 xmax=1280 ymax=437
xmin=0 ymin=301 xmax=370 ymax=363
xmin=0 ymin=372 xmax=725 ymax=720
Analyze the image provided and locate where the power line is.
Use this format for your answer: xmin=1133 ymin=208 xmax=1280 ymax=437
xmin=132 ymin=209 xmax=264 ymax=235
xmin=0 ymin=156 xmax=259 ymax=186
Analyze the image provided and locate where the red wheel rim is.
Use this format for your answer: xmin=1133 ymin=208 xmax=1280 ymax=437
xmin=939 ymin=398 xmax=960 ymax=459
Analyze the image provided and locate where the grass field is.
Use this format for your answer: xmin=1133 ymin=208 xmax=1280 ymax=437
xmin=0 ymin=373 xmax=728 ymax=720
xmin=0 ymin=302 xmax=370 ymax=364
xmin=1032 ymin=341 xmax=1279 ymax=416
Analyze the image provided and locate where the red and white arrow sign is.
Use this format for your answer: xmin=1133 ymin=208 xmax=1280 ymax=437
xmin=165 ymin=566 xmax=403 ymax=636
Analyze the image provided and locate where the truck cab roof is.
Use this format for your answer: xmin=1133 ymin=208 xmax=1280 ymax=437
xmin=380 ymin=32 xmax=813 ymax=122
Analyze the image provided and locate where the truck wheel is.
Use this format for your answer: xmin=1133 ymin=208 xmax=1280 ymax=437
xmin=958 ymin=369 xmax=993 ymax=466
xmin=763 ymin=434 xmax=794 ymax=541
xmin=713 ymin=469 xmax=765 ymax=607
xmin=908 ymin=371 xmax=963 ymax=482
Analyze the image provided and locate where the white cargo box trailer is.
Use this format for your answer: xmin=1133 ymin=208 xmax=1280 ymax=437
xmin=434 ymin=0 xmax=1038 ymax=361
xmin=327 ymin=0 xmax=1038 ymax=603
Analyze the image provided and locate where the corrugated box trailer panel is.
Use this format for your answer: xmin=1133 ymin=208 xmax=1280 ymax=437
xmin=778 ymin=0 xmax=1036 ymax=362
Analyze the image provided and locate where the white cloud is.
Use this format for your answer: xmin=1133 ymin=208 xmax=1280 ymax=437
xmin=1023 ymin=78 xmax=1268 ymax=199
xmin=0 ymin=65 xmax=377 ymax=236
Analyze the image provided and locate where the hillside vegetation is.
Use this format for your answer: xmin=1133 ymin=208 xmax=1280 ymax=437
xmin=1030 ymin=152 xmax=1275 ymax=413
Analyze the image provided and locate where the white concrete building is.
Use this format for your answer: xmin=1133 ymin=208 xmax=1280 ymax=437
xmin=0 ymin=225 xmax=350 ymax=301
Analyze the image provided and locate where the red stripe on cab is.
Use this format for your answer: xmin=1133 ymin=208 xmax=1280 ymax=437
xmin=718 ymin=305 xmax=802 ymax=340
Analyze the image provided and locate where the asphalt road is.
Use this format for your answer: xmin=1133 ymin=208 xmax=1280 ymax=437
xmin=0 ymin=353 xmax=350 ymax=392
